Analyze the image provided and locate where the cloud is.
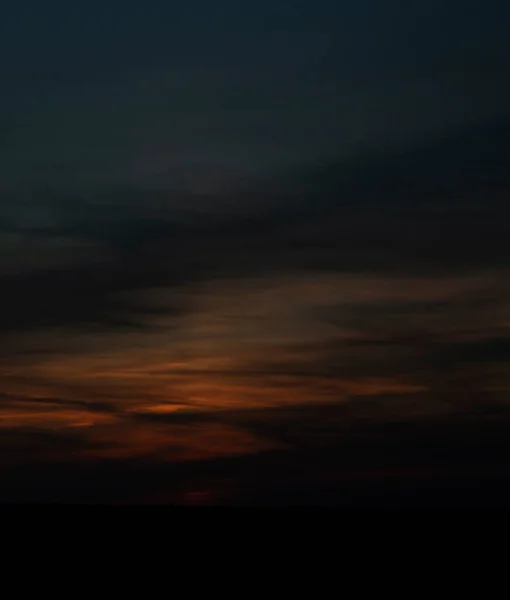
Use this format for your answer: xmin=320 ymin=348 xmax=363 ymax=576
xmin=0 ymin=389 xmax=277 ymax=467
xmin=0 ymin=116 xmax=509 ymax=477
xmin=1 ymin=3 xmax=509 ymax=503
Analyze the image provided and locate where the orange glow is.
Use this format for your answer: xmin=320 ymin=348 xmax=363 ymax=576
xmin=2 ymin=269 xmax=508 ymax=466
xmin=83 ymin=422 xmax=280 ymax=462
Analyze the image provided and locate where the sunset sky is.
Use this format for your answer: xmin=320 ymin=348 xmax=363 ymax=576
xmin=1 ymin=1 xmax=510 ymax=504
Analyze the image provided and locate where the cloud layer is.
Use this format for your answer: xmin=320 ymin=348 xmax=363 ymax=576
xmin=0 ymin=114 xmax=509 ymax=496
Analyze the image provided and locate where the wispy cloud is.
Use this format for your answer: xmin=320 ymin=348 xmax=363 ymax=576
xmin=0 ymin=117 xmax=509 ymax=476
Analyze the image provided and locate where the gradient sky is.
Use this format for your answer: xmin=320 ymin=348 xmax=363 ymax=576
xmin=1 ymin=1 xmax=510 ymax=504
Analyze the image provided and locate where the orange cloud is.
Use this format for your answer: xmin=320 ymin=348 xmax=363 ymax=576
xmin=3 ymin=268 xmax=506 ymax=466
xmin=83 ymin=421 xmax=279 ymax=462
xmin=0 ymin=398 xmax=116 ymax=430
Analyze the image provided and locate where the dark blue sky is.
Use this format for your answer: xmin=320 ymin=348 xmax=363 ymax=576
xmin=1 ymin=1 xmax=509 ymax=187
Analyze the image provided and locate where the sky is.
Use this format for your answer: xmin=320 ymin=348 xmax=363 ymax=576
xmin=1 ymin=1 xmax=510 ymax=505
